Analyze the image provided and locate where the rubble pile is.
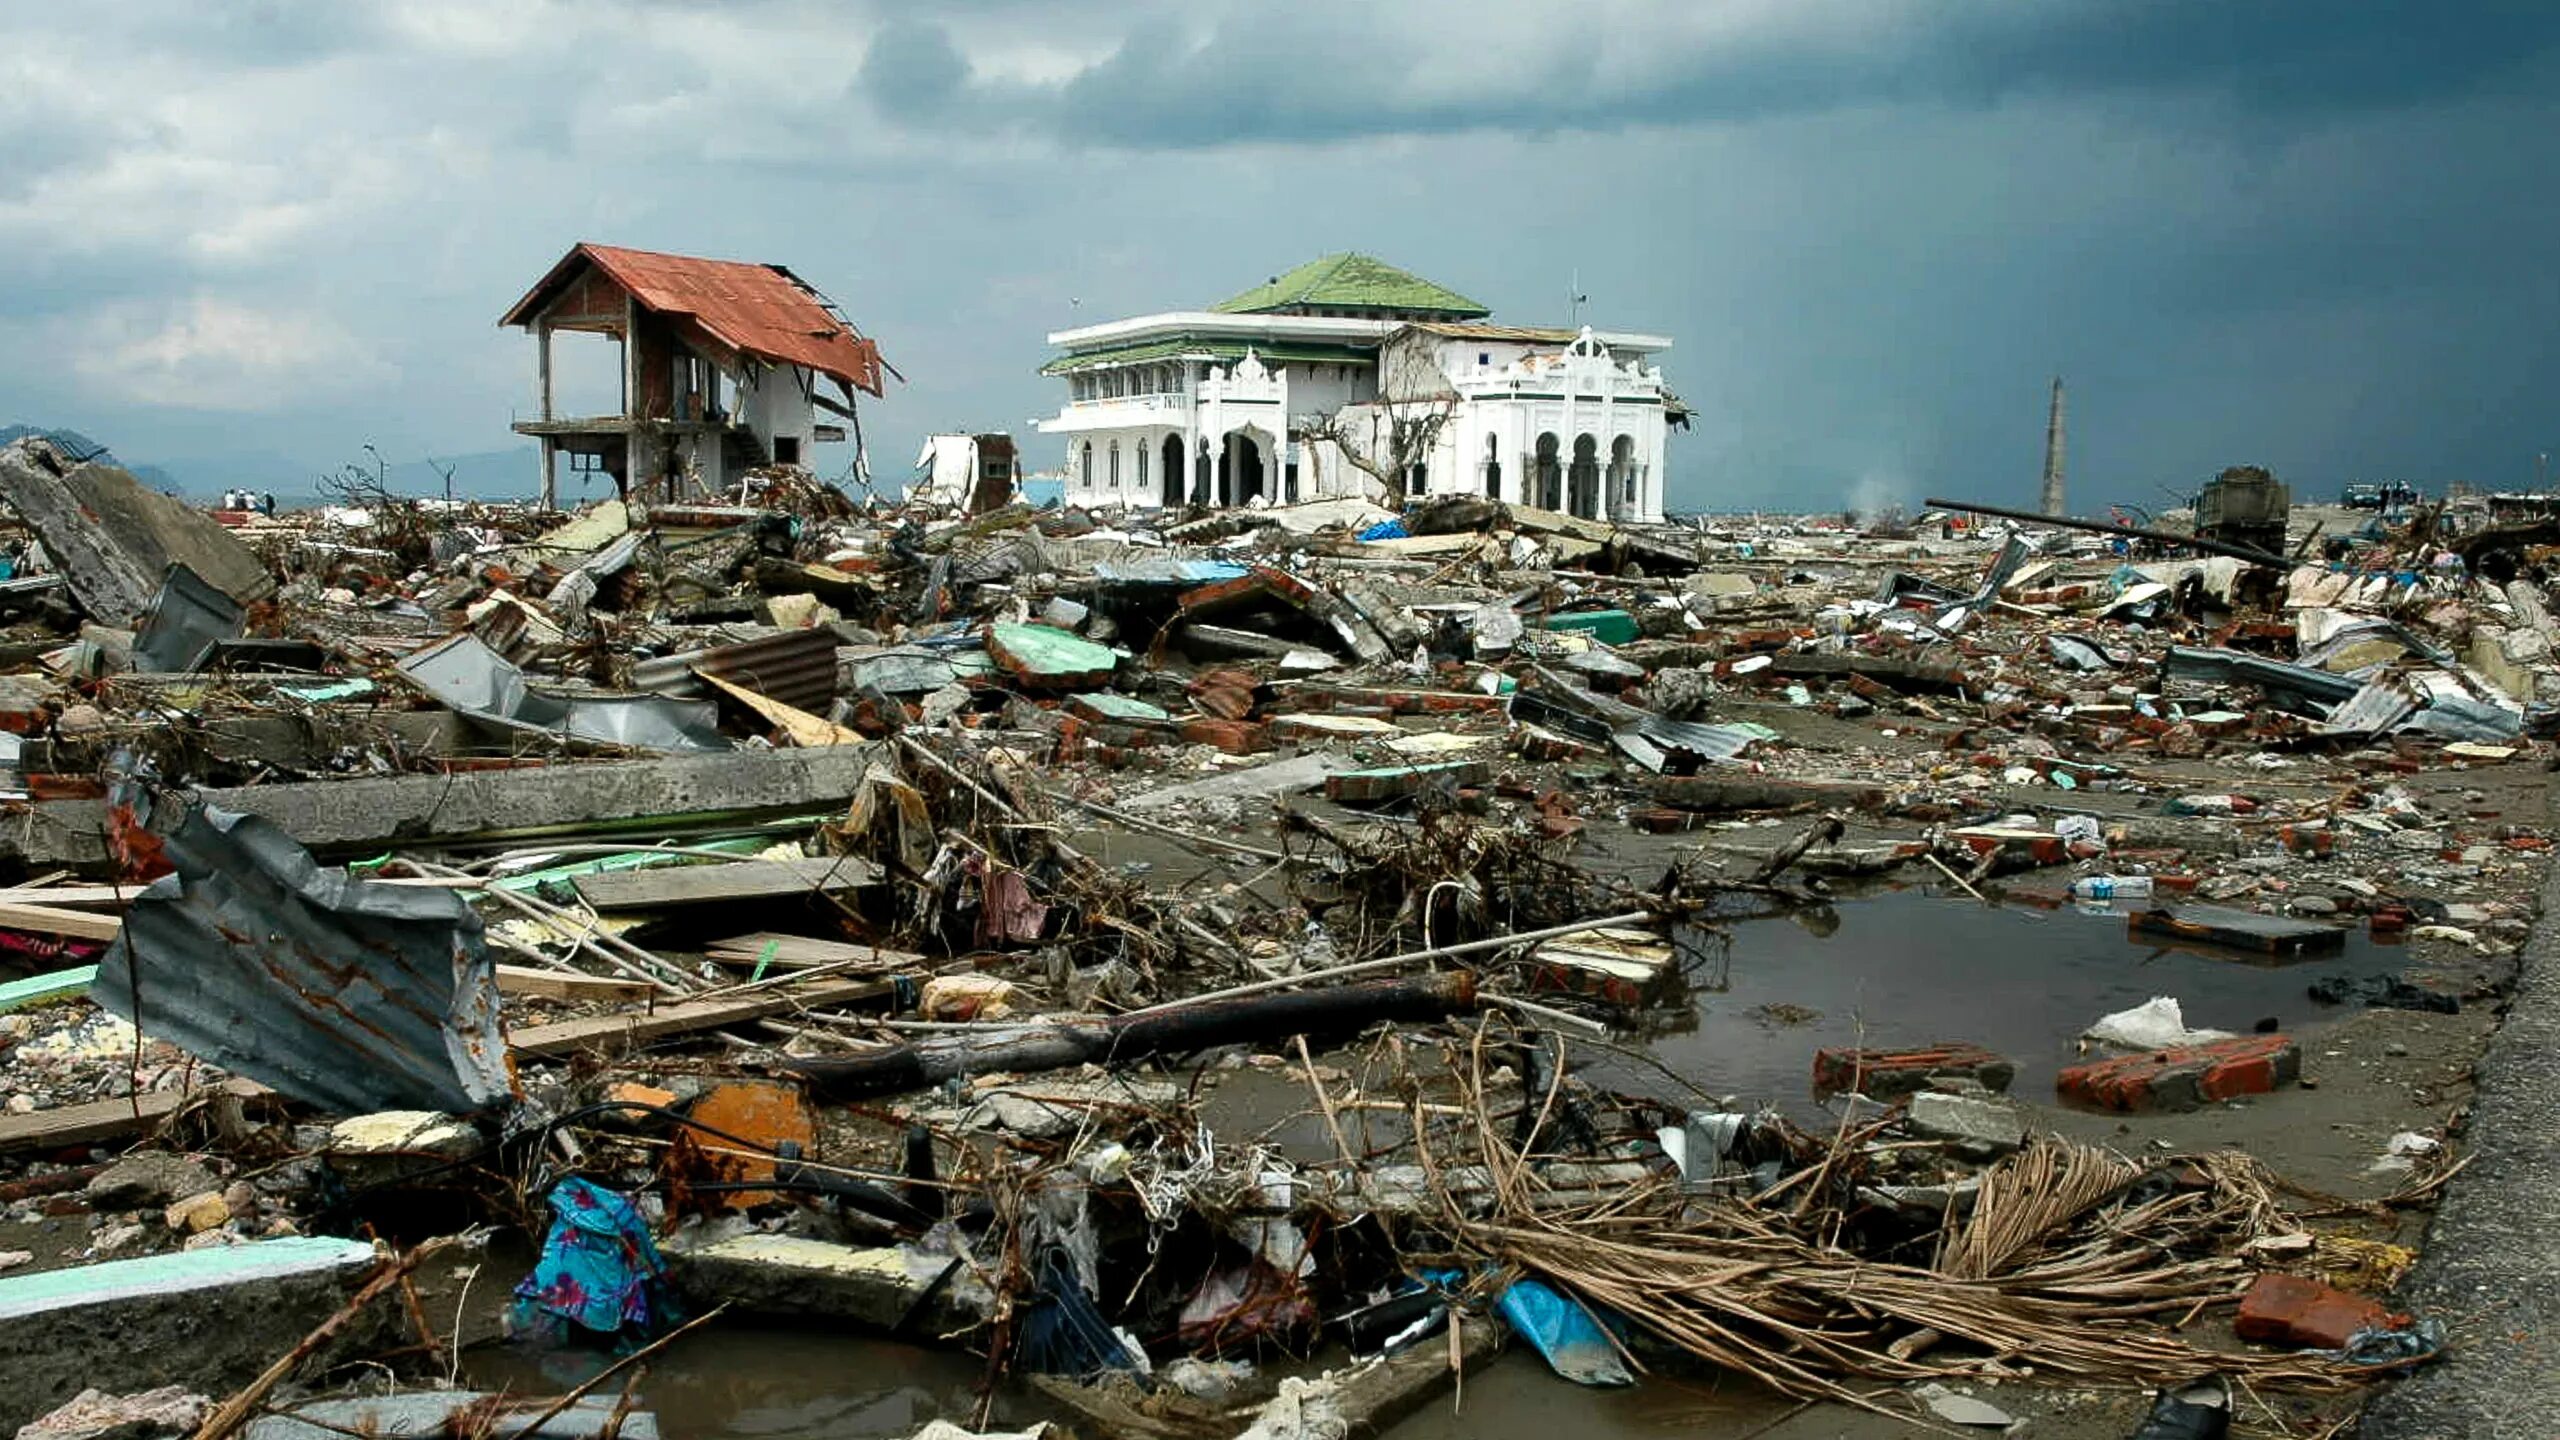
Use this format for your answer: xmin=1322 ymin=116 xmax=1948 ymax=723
xmin=0 ymin=431 xmax=2542 ymax=1436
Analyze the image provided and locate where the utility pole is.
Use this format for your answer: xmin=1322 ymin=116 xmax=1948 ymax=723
xmin=2038 ymin=376 xmax=2067 ymax=517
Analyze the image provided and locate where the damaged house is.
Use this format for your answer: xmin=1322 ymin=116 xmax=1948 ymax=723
xmin=501 ymin=242 xmax=895 ymax=506
xmin=1037 ymin=251 xmax=1683 ymax=520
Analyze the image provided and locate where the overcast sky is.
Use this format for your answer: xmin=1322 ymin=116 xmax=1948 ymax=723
xmin=3 ymin=1 xmax=2554 ymax=511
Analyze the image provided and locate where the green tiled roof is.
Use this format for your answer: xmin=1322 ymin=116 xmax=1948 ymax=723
xmin=1211 ymin=253 xmax=1489 ymax=318
xmin=1041 ymin=338 xmax=1375 ymax=376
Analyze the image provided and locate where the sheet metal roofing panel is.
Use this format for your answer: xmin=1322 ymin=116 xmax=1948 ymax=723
xmin=90 ymin=778 xmax=514 ymax=1116
xmin=503 ymin=243 xmax=888 ymax=396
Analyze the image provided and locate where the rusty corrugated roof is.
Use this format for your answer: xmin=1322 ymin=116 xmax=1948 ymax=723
xmin=501 ymin=242 xmax=891 ymax=396
xmin=91 ymin=770 xmax=516 ymax=1116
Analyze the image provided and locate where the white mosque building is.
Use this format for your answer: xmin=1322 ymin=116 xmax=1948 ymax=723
xmin=1036 ymin=254 xmax=1683 ymax=521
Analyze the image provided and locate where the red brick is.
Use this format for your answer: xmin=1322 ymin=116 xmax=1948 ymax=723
xmin=1192 ymin=684 xmax=1257 ymax=721
xmin=2056 ymin=1034 xmax=2300 ymax=1113
xmin=1180 ymin=718 xmax=1271 ymax=755
xmin=1632 ymin=806 xmax=1707 ymax=834
xmin=2234 ymin=1273 xmax=2388 ymax=1350
xmin=1812 ymin=1043 xmax=2016 ymax=1099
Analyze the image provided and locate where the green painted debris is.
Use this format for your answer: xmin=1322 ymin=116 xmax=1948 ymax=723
xmin=276 ymin=678 xmax=377 ymax=704
xmin=987 ymin=623 xmax=1121 ymax=688
xmin=1541 ymin=610 xmax=1639 ymax=646
xmin=1325 ymin=758 xmax=1493 ymax=804
xmin=487 ymin=837 xmax=773 ymax=894
xmin=0 ymin=1235 xmax=376 ymax=1319
xmin=0 ymin=965 xmax=95 ymax=1013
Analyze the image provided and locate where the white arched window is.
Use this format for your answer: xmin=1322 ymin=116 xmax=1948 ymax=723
xmin=1108 ymin=441 xmax=1122 ymax=489
xmin=1080 ymin=442 xmax=1094 ymax=488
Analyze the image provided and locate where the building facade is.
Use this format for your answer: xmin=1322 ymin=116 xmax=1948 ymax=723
xmin=1036 ymin=254 xmax=1679 ymax=520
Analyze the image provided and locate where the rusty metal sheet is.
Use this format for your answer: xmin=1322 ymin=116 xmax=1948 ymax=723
xmin=89 ymin=771 xmax=515 ymax=1116
xmin=500 ymin=244 xmax=888 ymax=396
xmin=631 ymin=627 xmax=840 ymax=716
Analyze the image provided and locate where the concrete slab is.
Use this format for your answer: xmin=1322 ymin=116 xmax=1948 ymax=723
xmin=0 ymin=1237 xmax=382 ymax=1432
xmin=4 ymin=745 xmax=886 ymax=867
xmin=1118 ymin=752 xmax=1359 ymax=813
xmin=665 ymin=1232 xmax=983 ymax=1335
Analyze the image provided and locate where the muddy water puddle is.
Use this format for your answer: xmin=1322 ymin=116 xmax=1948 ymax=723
xmin=1622 ymin=887 xmax=2389 ymax=1113
xmin=462 ymin=1326 xmax=1051 ymax=1438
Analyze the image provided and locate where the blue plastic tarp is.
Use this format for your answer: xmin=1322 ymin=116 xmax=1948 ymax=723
xmin=1496 ymin=1277 xmax=1633 ymax=1387
xmin=1357 ymin=519 xmax=1410 ymax=541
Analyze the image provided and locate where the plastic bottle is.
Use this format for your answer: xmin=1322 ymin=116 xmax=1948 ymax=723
xmin=2069 ymin=875 xmax=2154 ymax=901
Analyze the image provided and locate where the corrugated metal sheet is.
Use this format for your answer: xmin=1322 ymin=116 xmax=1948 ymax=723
xmin=132 ymin=565 xmax=246 ymax=672
xmin=401 ymin=631 xmax=729 ymax=752
xmin=632 ymin=627 xmax=841 ymax=716
xmin=2160 ymin=646 xmax=2364 ymax=705
xmin=2314 ymin=679 xmax=2418 ymax=738
xmin=90 ymin=774 xmax=514 ymax=1116
xmin=500 ymin=243 xmax=888 ymax=396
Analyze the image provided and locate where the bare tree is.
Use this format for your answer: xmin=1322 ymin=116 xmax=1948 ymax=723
xmin=1296 ymin=333 xmax=1462 ymax=504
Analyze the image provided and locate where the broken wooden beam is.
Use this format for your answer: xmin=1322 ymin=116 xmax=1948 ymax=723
xmin=569 ymin=855 xmax=884 ymax=911
xmin=781 ymin=973 xmax=1476 ymax=1103
xmin=491 ymin=966 xmax=657 ymax=1003
xmin=1650 ymin=775 xmax=1888 ymax=813
xmin=509 ymin=976 xmax=902 ymax=1059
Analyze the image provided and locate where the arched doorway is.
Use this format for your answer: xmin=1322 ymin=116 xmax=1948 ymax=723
xmin=1608 ymin=435 xmax=1636 ymax=516
xmin=1483 ymin=435 xmax=1502 ymax=499
xmin=1224 ymin=431 xmax=1268 ymax=506
xmin=1162 ymin=435 xmax=1185 ymax=507
xmin=1533 ymin=433 xmax=1561 ymax=510
xmin=1568 ymin=434 xmax=1600 ymax=519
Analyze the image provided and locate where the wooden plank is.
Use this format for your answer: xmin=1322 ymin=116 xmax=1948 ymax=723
xmin=704 ymin=933 xmax=926 ymax=971
xmin=0 ymin=902 xmax=123 ymax=942
xmin=698 ymin=672 xmax=864 ymax=747
xmin=0 ymin=876 xmax=471 ymax=912
xmin=493 ymin=965 xmax=656 ymax=1002
xmin=571 ymin=854 xmax=882 ymax=911
xmin=508 ymin=977 xmax=898 ymax=1058
xmin=2129 ymin=903 xmax=2346 ymax=958
xmin=0 ymin=1079 xmax=269 ymax=1155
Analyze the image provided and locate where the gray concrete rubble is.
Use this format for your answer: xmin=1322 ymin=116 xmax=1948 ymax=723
xmin=0 ymin=462 xmax=2546 ymax=1437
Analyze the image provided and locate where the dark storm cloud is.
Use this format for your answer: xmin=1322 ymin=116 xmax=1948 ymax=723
xmin=869 ymin=2 xmax=2560 ymax=150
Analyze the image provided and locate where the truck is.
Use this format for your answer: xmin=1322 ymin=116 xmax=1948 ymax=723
xmin=2194 ymin=465 xmax=2291 ymax=559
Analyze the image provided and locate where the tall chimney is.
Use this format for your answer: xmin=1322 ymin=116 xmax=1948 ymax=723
xmin=2039 ymin=375 xmax=2067 ymax=517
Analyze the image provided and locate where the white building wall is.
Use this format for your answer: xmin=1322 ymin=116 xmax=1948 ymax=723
xmin=737 ymin=365 xmax=817 ymax=464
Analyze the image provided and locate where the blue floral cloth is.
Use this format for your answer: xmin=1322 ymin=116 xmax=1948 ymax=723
xmin=510 ymin=1178 xmax=676 ymax=1342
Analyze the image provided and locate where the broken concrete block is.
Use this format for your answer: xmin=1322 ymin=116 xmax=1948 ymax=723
xmin=0 ymin=1236 xmax=384 ymax=1433
xmin=0 ymin=438 xmax=276 ymax=627
xmin=760 ymin=592 xmax=839 ymax=629
xmin=15 ymin=1386 xmax=210 ymax=1440
xmin=324 ymin=1112 xmax=484 ymax=1189
xmin=1324 ymin=759 xmax=1490 ymax=805
xmin=1906 ymin=1092 xmax=2026 ymax=1157
xmin=84 ymin=1155 xmax=216 ymax=1212
xmin=162 ymin=1192 xmax=229 ymax=1234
